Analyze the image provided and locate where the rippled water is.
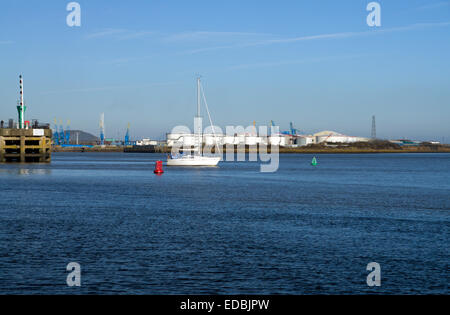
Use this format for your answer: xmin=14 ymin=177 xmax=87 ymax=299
xmin=0 ymin=153 xmax=448 ymax=294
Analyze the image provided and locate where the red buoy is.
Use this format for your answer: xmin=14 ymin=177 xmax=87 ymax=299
xmin=154 ymin=161 xmax=164 ymax=174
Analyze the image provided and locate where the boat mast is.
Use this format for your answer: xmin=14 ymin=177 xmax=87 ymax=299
xmin=196 ymin=77 xmax=202 ymax=155
xmin=197 ymin=77 xmax=201 ymax=118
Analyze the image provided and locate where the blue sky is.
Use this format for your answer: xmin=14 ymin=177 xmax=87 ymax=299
xmin=0 ymin=0 xmax=449 ymax=141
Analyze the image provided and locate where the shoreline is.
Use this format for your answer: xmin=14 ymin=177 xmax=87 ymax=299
xmin=52 ymin=146 xmax=450 ymax=154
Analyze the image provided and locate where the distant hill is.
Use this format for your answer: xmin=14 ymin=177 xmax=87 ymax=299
xmin=69 ymin=130 xmax=99 ymax=144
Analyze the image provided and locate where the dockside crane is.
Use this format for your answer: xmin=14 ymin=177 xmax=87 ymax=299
xmin=269 ymin=120 xmax=277 ymax=135
xmin=290 ymin=122 xmax=299 ymax=136
xmin=53 ymin=118 xmax=60 ymax=145
xmin=59 ymin=120 xmax=65 ymax=145
xmin=65 ymin=120 xmax=71 ymax=145
xmin=124 ymin=123 xmax=130 ymax=145
xmin=99 ymin=113 xmax=105 ymax=145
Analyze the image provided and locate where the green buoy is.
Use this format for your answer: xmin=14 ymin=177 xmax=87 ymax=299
xmin=311 ymin=157 xmax=318 ymax=166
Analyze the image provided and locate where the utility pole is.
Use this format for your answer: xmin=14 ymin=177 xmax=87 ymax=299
xmin=371 ymin=115 xmax=377 ymax=140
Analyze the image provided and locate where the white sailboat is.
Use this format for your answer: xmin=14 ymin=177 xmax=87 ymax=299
xmin=167 ymin=78 xmax=221 ymax=167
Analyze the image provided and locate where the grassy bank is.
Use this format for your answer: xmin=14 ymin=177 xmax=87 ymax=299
xmin=277 ymin=146 xmax=450 ymax=154
xmin=52 ymin=141 xmax=450 ymax=154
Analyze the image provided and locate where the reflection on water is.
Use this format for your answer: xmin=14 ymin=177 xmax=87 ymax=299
xmin=0 ymin=152 xmax=449 ymax=295
xmin=0 ymin=167 xmax=52 ymax=176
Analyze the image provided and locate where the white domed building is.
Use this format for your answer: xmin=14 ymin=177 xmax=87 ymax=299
xmin=313 ymin=131 xmax=368 ymax=144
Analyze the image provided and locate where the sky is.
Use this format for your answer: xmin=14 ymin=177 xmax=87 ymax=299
xmin=0 ymin=0 xmax=449 ymax=141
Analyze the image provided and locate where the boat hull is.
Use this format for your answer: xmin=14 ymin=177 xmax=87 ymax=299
xmin=166 ymin=156 xmax=220 ymax=166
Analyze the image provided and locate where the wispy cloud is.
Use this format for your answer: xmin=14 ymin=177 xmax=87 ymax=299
xmin=82 ymin=21 xmax=450 ymax=62
xmin=117 ymin=31 xmax=157 ymax=40
xmin=382 ymin=21 xmax=450 ymax=31
xmin=165 ymin=31 xmax=271 ymax=42
xmin=100 ymin=57 xmax=141 ymax=65
xmin=179 ymin=21 xmax=450 ymax=55
xmin=227 ymin=54 xmax=369 ymax=71
xmin=41 ymin=82 xmax=178 ymax=95
xmin=85 ymin=29 xmax=156 ymax=40
xmin=85 ymin=28 xmax=126 ymax=39
xmin=250 ymin=31 xmax=362 ymax=45
xmin=179 ymin=44 xmax=243 ymax=55
xmin=417 ymin=1 xmax=450 ymax=10
xmin=100 ymin=54 xmax=157 ymax=65
xmin=177 ymin=31 xmax=360 ymax=55
xmin=0 ymin=40 xmax=13 ymax=44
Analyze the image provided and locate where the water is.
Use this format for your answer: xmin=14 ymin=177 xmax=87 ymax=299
xmin=0 ymin=153 xmax=448 ymax=294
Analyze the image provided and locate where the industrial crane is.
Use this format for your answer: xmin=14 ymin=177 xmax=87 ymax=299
xmin=290 ymin=122 xmax=299 ymax=136
xmin=65 ymin=120 xmax=71 ymax=145
xmin=53 ymin=118 xmax=60 ymax=145
xmin=124 ymin=123 xmax=131 ymax=145
xmin=59 ymin=120 xmax=65 ymax=145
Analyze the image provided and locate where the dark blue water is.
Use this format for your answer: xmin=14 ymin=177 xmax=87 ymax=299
xmin=0 ymin=153 xmax=448 ymax=294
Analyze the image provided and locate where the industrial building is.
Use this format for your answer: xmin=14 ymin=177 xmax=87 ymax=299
xmin=311 ymin=131 xmax=369 ymax=144
xmin=389 ymin=139 xmax=422 ymax=146
xmin=166 ymin=129 xmax=368 ymax=148
xmin=167 ymin=133 xmax=284 ymax=147
xmin=136 ymin=138 xmax=158 ymax=146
